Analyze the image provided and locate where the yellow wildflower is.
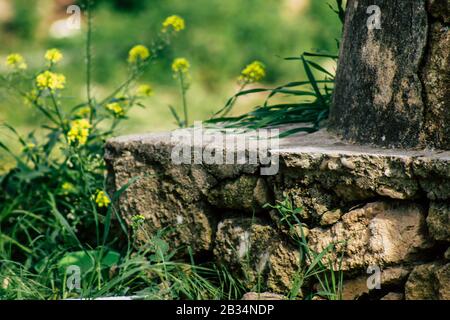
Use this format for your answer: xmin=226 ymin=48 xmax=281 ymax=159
xmin=162 ymin=15 xmax=185 ymax=32
xmin=67 ymin=119 xmax=91 ymax=145
xmin=6 ymin=53 xmax=27 ymax=70
xmin=172 ymin=58 xmax=190 ymax=74
xmin=23 ymin=142 xmax=36 ymax=152
xmin=95 ymin=190 xmax=110 ymax=208
xmin=76 ymin=106 xmax=91 ymax=118
xmin=45 ymin=48 xmax=63 ymax=64
xmin=137 ymin=84 xmax=154 ymax=97
xmin=36 ymin=71 xmax=66 ymax=90
xmin=62 ymin=182 xmax=75 ymax=194
xmin=128 ymin=45 xmax=150 ymax=64
xmin=106 ymin=102 xmax=125 ymax=117
xmin=131 ymin=214 xmax=145 ymax=229
xmin=238 ymin=61 xmax=266 ymax=84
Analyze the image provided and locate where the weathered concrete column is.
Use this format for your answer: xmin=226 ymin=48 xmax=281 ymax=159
xmin=329 ymin=0 xmax=449 ymax=149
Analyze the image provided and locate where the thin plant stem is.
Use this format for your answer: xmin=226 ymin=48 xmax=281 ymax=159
xmin=213 ymin=82 xmax=246 ymax=118
xmin=179 ymin=71 xmax=188 ymax=127
xmin=225 ymin=83 xmax=246 ymax=117
xmin=86 ymin=0 xmax=94 ymax=123
xmin=0 ymin=75 xmax=60 ymax=126
xmin=50 ymin=92 xmax=66 ymax=133
xmin=98 ymin=69 xmax=139 ymax=106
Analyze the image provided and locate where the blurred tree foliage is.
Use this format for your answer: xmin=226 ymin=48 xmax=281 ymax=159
xmin=2 ymin=0 xmax=38 ymax=39
xmin=67 ymin=0 xmax=342 ymax=87
xmin=77 ymin=0 xmax=148 ymax=12
xmin=0 ymin=0 xmax=342 ymax=133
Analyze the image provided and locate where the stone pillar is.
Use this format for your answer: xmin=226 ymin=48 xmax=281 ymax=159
xmin=329 ymin=0 xmax=449 ymax=149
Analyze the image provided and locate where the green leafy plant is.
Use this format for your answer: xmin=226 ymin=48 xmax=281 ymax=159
xmin=265 ymin=198 xmax=344 ymax=300
xmin=0 ymin=8 xmax=222 ymax=300
xmin=169 ymin=57 xmax=192 ymax=128
xmin=206 ymin=0 xmax=345 ymax=137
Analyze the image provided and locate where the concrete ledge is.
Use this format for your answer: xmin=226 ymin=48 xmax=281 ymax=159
xmin=105 ymin=128 xmax=449 ymax=299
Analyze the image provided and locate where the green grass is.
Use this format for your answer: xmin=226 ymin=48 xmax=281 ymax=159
xmin=206 ymin=0 xmax=345 ymax=136
xmin=0 ymin=6 xmax=247 ymax=300
xmin=0 ymin=223 xmax=247 ymax=300
xmin=265 ymin=197 xmax=344 ymax=300
xmin=207 ymin=52 xmax=338 ymax=137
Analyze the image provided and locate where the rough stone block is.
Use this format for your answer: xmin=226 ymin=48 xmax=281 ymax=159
xmin=427 ymin=202 xmax=450 ymax=241
xmin=308 ymin=202 xmax=434 ymax=271
xmin=405 ymin=262 xmax=450 ymax=300
xmin=105 ymin=128 xmax=450 ymax=298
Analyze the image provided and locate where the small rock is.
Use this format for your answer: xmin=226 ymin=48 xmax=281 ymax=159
xmin=267 ymin=243 xmax=302 ymax=295
xmin=376 ymin=186 xmax=407 ymax=199
xmin=340 ymin=157 xmax=356 ymax=170
xmin=242 ymin=292 xmax=286 ymax=300
xmin=436 ymin=264 xmax=450 ymax=300
xmin=308 ymin=202 xmax=433 ymax=271
xmin=427 ymin=202 xmax=450 ymax=241
xmin=445 ymin=247 xmax=450 ymax=260
xmin=327 ymin=159 xmax=340 ymax=170
xmin=381 ymin=266 xmax=411 ymax=286
xmin=342 ymin=277 xmax=369 ymax=300
xmin=334 ymin=184 xmax=376 ymax=202
xmin=405 ymin=262 xmax=449 ymax=300
xmin=381 ymin=292 xmax=404 ymax=300
xmin=292 ymin=224 xmax=309 ymax=239
xmin=341 ymin=266 xmax=411 ymax=300
xmin=320 ymin=209 xmax=342 ymax=226
xmin=319 ymin=159 xmax=329 ymax=171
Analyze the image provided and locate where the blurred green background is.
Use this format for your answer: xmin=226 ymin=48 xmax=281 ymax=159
xmin=0 ymin=0 xmax=341 ymax=141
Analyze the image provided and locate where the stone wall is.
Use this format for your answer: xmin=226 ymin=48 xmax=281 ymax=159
xmin=105 ymin=129 xmax=449 ymax=300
